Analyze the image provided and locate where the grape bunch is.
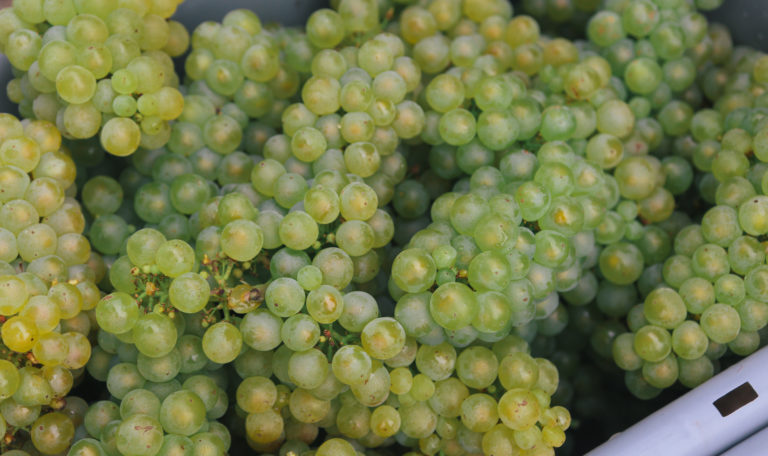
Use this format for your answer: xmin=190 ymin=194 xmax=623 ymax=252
xmin=1 ymin=0 xmax=768 ymax=454
xmin=0 ymin=114 xmax=99 ymax=454
xmin=545 ymin=0 xmax=768 ymax=399
xmin=78 ymin=3 xmax=577 ymax=453
xmin=605 ymin=205 xmax=768 ymax=398
xmin=88 ymin=231 xmax=571 ymax=456
xmin=606 ymin=68 xmax=768 ymax=398
xmin=80 ymin=232 xmax=239 ymax=455
xmin=0 ymin=0 xmax=189 ymax=157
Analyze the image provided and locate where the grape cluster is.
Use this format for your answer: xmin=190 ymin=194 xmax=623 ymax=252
xmin=0 ymin=0 xmax=189 ymax=157
xmin=1 ymin=0 xmax=767 ymax=454
xmin=535 ymin=0 xmax=768 ymax=400
xmin=605 ymin=60 xmax=768 ymax=398
xmin=77 ymin=1 xmax=579 ymax=454
xmin=0 ymin=115 xmax=99 ymax=454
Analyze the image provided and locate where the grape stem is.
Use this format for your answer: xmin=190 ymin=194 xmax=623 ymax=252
xmin=319 ymin=324 xmax=360 ymax=361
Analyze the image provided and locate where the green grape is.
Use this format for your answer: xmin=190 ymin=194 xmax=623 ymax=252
xmin=278 ymin=211 xmax=317 ymax=251
xmin=265 ymin=277 xmax=305 ymax=318
xmin=0 ymin=165 xmax=30 ymax=204
xmin=622 ymin=0 xmax=659 ymax=38
xmin=84 ymin=400 xmax=120 ymax=439
xmin=624 ymin=57 xmax=662 ymax=96
xmin=95 ymin=292 xmax=139 ymax=335
xmin=0 ymin=359 xmax=20 ymax=400
xmin=132 ymin=313 xmax=178 ymax=358
xmin=331 ymin=344 xmax=372 ymax=387
xmin=302 ymin=76 xmax=341 ymax=116
xmin=599 ymin=242 xmax=644 ymax=285
xmin=156 ymin=434 xmax=195 ymax=456
xmin=427 ymin=376 xmax=468 ymax=419
xmin=217 ymin=192 xmax=257 ymax=225
xmin=306 ymin=9 xmax=345 ymax=49
xmin=540 ymin=105 xmax=576 ymax=141
xmin=269 ymin=248 xmax=311 ymax=281
xmin=106 ymin=362 xmax=145 ymax=400
xmin=736 ymin=298 xmax=768 ymax=332
xmin=55 ymin=65 xmax=96 ymax=104
xmin=292 ymin=264 xmax=321 ymax=293
xmin=700 ymin=303 xmax=741 ymax=344
xmin=100 ymin=117 xmax=141 ymax=156
xmin=169 ymin=273 xmax=210 ymax=314
xmin=728 ymin=331 xmax=760 ymax=356
xmin=587 ymin=10 xmax=625 ymax=47
xmin=336 ymin=401 xmax=371 ymax=439
xmin=30 ymin=412 xmax=74 ymax=455
xmin=316 ymin=438 xmax=356 ymax=456
xmin=288 ymin=348 xmax=329 ymax=390
xmin=712 ymin=149 xmax=749 ymax=183
xmin=68 ymin=438 xmax=106 ymax=456
xmin=202 ymin=321 xmax=242 ymax=364
xmin=273 ymin=172 xmax=308 ymax=208
xmin=169 ymin=174 xmax=210 ymax=215
xmin=634 ymin=325 xmax=672 ymax=363
xmin=117 ymin=414 xmax=164 ymax=456
xmin=692 ymin=243 xmax=730 ymax=282
xmin=0 ymin=139 xmax=40 ymax=178
xmin=467 ymin=250 xmax=511 ymax=291
xmin=159 ymin=390 xmax=207 ymax=436
xmin=120 ymin=388 xmax=161 ymax=420
xmin=671 ymin=320 xmax=708 ymax=360
xmin=155 ymin=239 xmax=195 ymax=278
xmin=344 ymin=141 xmax=380 ymax=177
xmin=287 ymin=387 xmax=330 ymax=424
xmin=415 ymin=341 xmax=457 ymax=382
xmin=245 ymin=408 xmax=283 ymax=444
xmin=89 ymin=214 xmax=130 ymax=255
xmin=0 ymin=397 xmax=40 ymax=428
xmin=368 ymin=404 xmax=399 ymax=438
xmin=643 ymin=288 xmax=686 ymax=329
xmin=306 ymin=285 xmax=343 ymax=324
xmin=82 ymin=176 xmax=123 ymax=216
xmin=672 ymin=277 xmax=711 ymax=315
xmin=178 ymin=375 xmax=218 ymax=413
xmin=350 ymin=363 xmax=390 ymax=407
xmin=612 ymin=332 xmax=642 ymax=371
xmin=390 ymin=248 xmax=436 ymax=293
xmin=280 ymin=313 xmax=319 ymax=352
xmin=452 ymin=345 xmax=496 ymax=390
xmin=239 ymin=308 xmax=281 ymax=352
xmin=2 ymin=314 xmax=38 ymax=353
xmin=429 ymin=282 xmax=477 ymax=330
xmin=339 ymin=291 xmax=379 ymax=332
xmin=642 ymin=354 xmax=678 ymax=389
xmin=678 ymin=356 xmax=714 ymax=388
xmin=125 ymin=228 xmax=166 ymax=267
xmin=738 ymin=196 xmax=768 ymax=236
xmin=137 ymin=348 xmax=180 ymax=383
xmin=625 ymin=369 xmax=662 ymax=400
xmin=236 ymin=376 xmax=277 ymax=414
xmin=498 ymin=389 xmax=540 ymax=431
xmin=220 ymin=219 xmax=263 ymax=262
xmin=714 ymin=274 xmax=745 ymax=306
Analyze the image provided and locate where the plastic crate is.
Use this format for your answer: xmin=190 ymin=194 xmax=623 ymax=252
xmin=587 ymin=345 xmax=768 ymax=455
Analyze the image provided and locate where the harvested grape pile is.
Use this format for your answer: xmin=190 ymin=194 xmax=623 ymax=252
xmin=0 ymin=0 xmax=764 ymax=454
